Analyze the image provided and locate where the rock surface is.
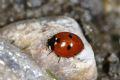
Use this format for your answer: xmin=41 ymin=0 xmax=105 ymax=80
xmin=0 ymin=17 xmax=97 ymax=80
xmin=0 ymin=38 xmax=51 ymax=80
xmin=0 ymin=0 xmax=119 ymax=80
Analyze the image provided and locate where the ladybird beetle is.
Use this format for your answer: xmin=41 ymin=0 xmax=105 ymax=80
xmin=47 ymin=32 xmax=84 ymax=58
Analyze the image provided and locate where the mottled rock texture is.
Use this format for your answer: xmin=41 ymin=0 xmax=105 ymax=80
xmin=0 ymin=0 xmax=119 ymax=80
xmin=0 ymin=17 xmax=97 ymax=80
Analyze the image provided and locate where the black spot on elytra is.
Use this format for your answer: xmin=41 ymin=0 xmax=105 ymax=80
xmin=67 ymin=45 xmax=71 ymax=50
xmin=69 ymin=33 xmax=73 ymax=38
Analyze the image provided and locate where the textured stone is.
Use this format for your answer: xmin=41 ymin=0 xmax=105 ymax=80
xmin=0 ymin=16 xmax=97 ymax=80
xmin=0 ymin=38 xmax=51 ymax=80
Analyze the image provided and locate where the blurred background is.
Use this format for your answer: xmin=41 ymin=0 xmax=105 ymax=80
xmin=0 ymin=0 xmax=119 ymax=80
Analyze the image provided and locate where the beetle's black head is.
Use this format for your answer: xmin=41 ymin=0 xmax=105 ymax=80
xmin=47 ymin=36 xmax=56 ymax=48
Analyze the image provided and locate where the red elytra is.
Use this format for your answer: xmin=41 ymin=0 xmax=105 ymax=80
xmin=47 ymin=32 xmax=84 ymax=58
